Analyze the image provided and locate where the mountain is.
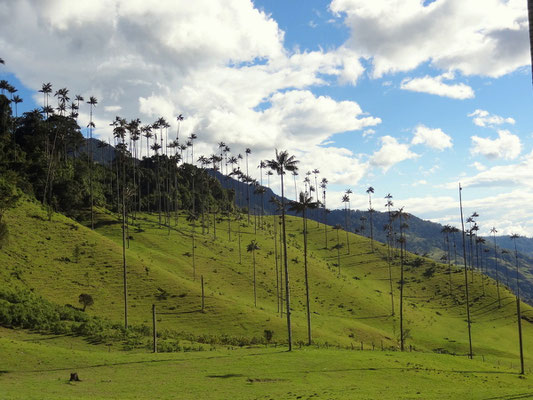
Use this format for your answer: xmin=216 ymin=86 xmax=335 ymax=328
xmin=212 ymin=170 xmax=533 ymax=304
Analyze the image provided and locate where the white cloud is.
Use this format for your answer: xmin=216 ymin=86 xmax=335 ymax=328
xmin=370 ymin=136 xmax=418 ymax=172
xmin=469 ymin=161 xmax=487 ymax=171
xmin=330 ymin=0 xmax=530 ymax=78
xmin=470 ymin=129 xmax=521 ymax=160
xmin=0 ymin=0 xmax=382 ymax=186
xmin=448 ymin=150 xmax=533 ymax=190
xmin=363 ymin=129 xmax=376 ymax=138
xmin=104 ymin=105 xmax=122 ymax=113
xmin=400 ymin=73 xmax=474 ymax=99
xmin=468 ymin=109 xmax=516 ymax=127
xmin=411 ymin=124 xmax=453 ymax=150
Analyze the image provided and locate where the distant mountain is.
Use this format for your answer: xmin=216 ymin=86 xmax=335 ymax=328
xmin=75 ymin=138 xmax=117 ymax=165
xmin=212 ymin=170 xmax=533 ymax=304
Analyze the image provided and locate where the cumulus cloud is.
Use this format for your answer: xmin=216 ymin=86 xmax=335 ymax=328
xmin=411 ymin=124 xmax=453 ymax=150
xmin=468 ymin=109 xmax=516 ymax=127
xmin=470 ymin=130 xmax=521 ymax=160
xmin=400 ymin=73 xmax=474 ymax=99
xmin=370 ymin=136 xmax=418 ymax=171
xmin=469 ymin=161 xmax=487 ymax=171
xmin=330 ymin=0 xmax=530 ymax=78
xmin=0 ymin=0 xmax=381 ymax=186
xmin=449 ymin=150 xmax=533 ymax=189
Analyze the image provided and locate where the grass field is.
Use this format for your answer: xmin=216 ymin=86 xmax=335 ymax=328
xmin=1 ymin=199 xmax=532 ymax=398
xmin=1 ymin=328 xmax=532 ymax=400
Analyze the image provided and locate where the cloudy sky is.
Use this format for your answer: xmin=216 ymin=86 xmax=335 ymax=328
xmin=1 ymin=0 xmax=533 ymax=236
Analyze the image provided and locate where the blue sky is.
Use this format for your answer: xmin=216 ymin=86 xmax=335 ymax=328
xmin=1 ymin=0 xmax=532 ymax=235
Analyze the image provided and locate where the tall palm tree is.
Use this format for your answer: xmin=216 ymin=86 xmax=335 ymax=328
xmin=385 ymin=193 xmax=395 ymax=316
xmin=187 ymin=212 xmax=198 ymax=281
xmin=87 ymin=96 xmax=98 ymax=229
xmin=289 ymin=191 xmax=320 ymax=345
xmin=342 ymin=193 xmax=350 ymax=253
xmin=258 ymin=160 xmax=266 ymax=228
xmin=312 ymin=169 xmax=320 ymax=226
xmin=269 ymin=196 xmax=283 ymax=316
xmin=11 ymin=95 xmax=22 ymax=117
xmin=366 ymin=186 xmax=375 ymax=252
xmin=510 ymin=234 xmax=525 ymax=375
xmin=490 ymin=226 xmax=502 ymax=307
xmin=39 ymin=83 xmax=53 ymax=119
xmin=245 ymin=148 xmax=252 ymax=224
xmin=292 ymin=170 xmax=298 ymax=200
xmin=458 ymin=184 xmax=473 ymax=359
xmin=247 ymin=240 xmax=260 ymax=307
xmin=176 ymin=114 xmax=184 ymax=142
xmin=527 ymin=0 xmax=533 ymax=83
xmin=320 ymin=178 xmax=328 ymax=248
xmin=189 ymin=133 xmax=198 ymax=166
xmin=392 ymin=207 xmax=409 ymax=351
xmin=266 ymin=149 xmax=299 ymax=351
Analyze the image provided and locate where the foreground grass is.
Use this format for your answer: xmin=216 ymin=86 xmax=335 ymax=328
xmin=1 ymin=331 xmax=532 ymax=400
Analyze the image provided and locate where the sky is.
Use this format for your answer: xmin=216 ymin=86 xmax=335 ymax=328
xmin=1 ymin=0 xmax=533 ymax=236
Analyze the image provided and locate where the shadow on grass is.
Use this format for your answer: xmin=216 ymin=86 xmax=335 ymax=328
xmin=206 ymin=373 xmax=244 ymax=379
xmin=483 ymin=392 xmax=533 ymax=400
xmin=353 ymin=314 xmax=391 ymax=320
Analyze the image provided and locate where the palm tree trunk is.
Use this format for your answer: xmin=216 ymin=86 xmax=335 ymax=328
xmin=459 ymin=185 xmax=473 ymax=359
xmin=274 ymin=215 xmax=280 ymax=314
xmin=493 ymin=234 xmax=502 ymax=308
xmin=253 ymin=248 xmax=256 ymax=307
xmin=303 ymin=208 xmax=312 ymax=345
xmin=280 ymin=173 xmax=292 ymax=351
xmin=122 ymin=151 xmax=128 ymax=330
xmin=399 ymin=214 xmax=405 ymax=352
xmin=528 ymin=0 xmax=533 ymax=85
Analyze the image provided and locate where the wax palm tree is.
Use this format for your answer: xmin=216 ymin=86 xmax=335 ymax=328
xmin=510 ymin=234 xmax=525 ymax=374
xmin=188 ymin=133 xmax=198 ymax=165
xmin=257 ymin=160 xmax=267 ymax=228
xmin=292 ymin=170 xmax=298 ymax=200
xmin=247 ymin=240 xmax=260 ymax=307
xmin=392 ymin=207 xmax=409 ymax=351
xmin=11 ymin=95 xmax=22 ymax=117
xmin=320 ymin=178 xmax=328 ymax=248
xmin=245 ymin=148 xmax=252 ymax=223
xmin=289 ymin=191 xmax=320 ymax=345
xmin=87 ymin=96 xmax=98 ymax=229
xmin=266 ymin=149 xmax=299 ymax=351
xmin=366 ymin=186 xmax=375 ymax=252
xmin=39 ymin=83 xmax=53 ymax=118
xmin=458 ymin=184 xmax=473 ymax=359
xmin=527 ymin=0 xmax=533 ymax=83
xmin=490 ymin=226 xmax=502 ymax=307
xmin=385 ymin=193 xmax=395 ymax=315
xmin=176 ymin=114 xmax=184 ymax=142
xmin=342 ymin=193 xmax=351 ymax=254
xmin=187 ymin=212 xmax=198 ymax=280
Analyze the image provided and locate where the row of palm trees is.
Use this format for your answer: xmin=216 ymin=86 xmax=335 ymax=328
xmin=1 ymin=77 xmax=527 ymax=368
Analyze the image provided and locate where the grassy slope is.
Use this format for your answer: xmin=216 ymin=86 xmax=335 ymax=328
xmin=1 ymin=199 xmax=532 ymax=368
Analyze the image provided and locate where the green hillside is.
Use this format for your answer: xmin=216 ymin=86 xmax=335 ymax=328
xmin=1 ymin=199 xmax=531 ymax=359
